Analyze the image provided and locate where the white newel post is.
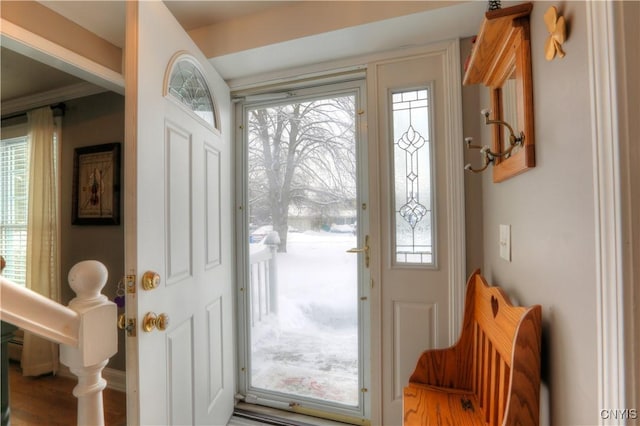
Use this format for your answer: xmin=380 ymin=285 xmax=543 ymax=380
xmin=60 ymin=261 xmax=118 ymax=426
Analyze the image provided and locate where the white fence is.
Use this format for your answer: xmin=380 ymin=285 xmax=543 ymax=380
xmin=249 ymin=243 xmax=278 ymax=326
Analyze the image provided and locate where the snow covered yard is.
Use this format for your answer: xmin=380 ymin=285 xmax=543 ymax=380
xmin=250 ymin=230 xmax=360 ymax=406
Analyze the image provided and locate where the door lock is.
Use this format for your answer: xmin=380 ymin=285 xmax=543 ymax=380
xmin=117 ymin=314 xmax=137 ymax=337
xmin=142 ymin=312 xmax=170 ymax=332
xmin=141 ymin=271 xmax=160 ymax=290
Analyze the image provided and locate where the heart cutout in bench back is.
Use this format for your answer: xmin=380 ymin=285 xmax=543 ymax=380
xmin=491 ymin=295 xmax=499 ymax=318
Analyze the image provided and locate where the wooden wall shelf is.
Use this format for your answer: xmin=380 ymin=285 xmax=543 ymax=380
xmin=464 ymin=3 xmax=533 ymax=86
xmin=463 ymin=3 xmax=535 ymax=182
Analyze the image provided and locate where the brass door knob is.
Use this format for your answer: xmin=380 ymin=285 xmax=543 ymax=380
xmin=142 ymin=312 xmax=170 ymax=332
xmin=142 ymin=271 xmax=161 ymax=290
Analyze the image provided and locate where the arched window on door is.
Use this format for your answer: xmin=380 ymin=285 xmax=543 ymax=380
xmin=165 ymin=53 xmax=217 ymax=129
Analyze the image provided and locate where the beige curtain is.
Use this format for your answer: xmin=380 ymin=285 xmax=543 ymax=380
xmin=21 ymin=107 xmax=61 ymax=377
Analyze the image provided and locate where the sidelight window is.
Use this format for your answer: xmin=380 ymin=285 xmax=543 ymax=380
xmin=391 ymin=88 xmax=435 ymax=265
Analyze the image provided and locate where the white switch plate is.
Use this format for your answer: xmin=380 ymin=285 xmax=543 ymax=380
xmin=499 ymin=224 xmax=511 ymax=262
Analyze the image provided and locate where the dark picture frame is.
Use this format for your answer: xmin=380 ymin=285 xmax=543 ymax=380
xmin=72 ymin=142 xmax=121 ymax=225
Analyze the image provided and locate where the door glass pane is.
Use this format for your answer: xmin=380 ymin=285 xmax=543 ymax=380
xmin=246 ymin=94 xmax=360 ymax=407
xmin=167 ymin=58 xmax=216 ymax=127
xmin=392 ymin=88 xmax=434 ymax=265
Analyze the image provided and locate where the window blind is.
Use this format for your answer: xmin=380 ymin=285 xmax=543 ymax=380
xmin=0 ymin=135 xmax=29 ymax=285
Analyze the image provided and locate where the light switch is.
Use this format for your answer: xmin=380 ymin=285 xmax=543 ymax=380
xmin=499 ymin=224 xmax=511 ymax=262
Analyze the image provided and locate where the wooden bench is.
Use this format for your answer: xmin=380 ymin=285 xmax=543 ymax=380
xmin=403 ymin=270 xmax=541 ymax=426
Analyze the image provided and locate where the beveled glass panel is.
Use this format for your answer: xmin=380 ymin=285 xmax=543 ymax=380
xmin=392 ymin=88 xmax=434 ymax=265
xmin=168 ymin=59 xmax=216 ymax=127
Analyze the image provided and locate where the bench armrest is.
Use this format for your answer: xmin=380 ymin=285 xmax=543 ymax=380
xmin=409 ymin=344 xmax=473 ymax=389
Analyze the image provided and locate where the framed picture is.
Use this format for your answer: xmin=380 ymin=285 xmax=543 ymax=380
xmin=72 ymin=142 xmax=121 ymax=225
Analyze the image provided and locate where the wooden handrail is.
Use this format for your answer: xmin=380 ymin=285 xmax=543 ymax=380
xmin=0 ymin=276 xmax=80 ymax=347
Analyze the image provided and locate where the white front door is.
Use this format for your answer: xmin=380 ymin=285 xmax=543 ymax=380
xmin=124 ymin=2 xmax=234 ymax=425
xmin=369 ymin=43 xmax=465 ymax=425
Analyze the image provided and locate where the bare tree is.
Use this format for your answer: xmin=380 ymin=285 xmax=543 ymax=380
xmin=248 ymin=95 xmax=356 ymax=252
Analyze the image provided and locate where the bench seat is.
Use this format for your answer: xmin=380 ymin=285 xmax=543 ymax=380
xmin=404 ymin=383 xmax=485 ymax=426
xmin=403 ymin=270 xmax=541 ymax=426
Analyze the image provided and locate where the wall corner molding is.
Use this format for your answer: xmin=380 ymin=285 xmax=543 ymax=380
xmin=444 ymin=38 xmax=466 ymax=345
xmin=1 ymin=82 xmax=107 ymax=117
xmin=586 ymin=2 xmax=627 ymax=424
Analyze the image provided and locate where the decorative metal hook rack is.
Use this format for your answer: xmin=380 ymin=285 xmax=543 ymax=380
xmin=464 ymin=109 xmax=525 ymax=174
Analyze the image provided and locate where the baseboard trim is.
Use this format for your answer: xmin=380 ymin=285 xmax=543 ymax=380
xmin=58 ymin=365 xmax=126 ymax=393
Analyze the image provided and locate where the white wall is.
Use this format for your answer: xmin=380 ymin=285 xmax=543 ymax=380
xmin=471 ymin=2 xmax=597 ymax=423
xmin=460 ymin=37 xmax=484 ymax=276
xmin=60 ymin=91 xmax=125 ymax=371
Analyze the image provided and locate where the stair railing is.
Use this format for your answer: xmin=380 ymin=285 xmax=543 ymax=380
xmin=0 ymin=260 xmax=117 ymax=426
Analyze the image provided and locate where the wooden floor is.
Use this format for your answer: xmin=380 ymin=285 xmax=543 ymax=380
xmin=8 ymin=362 xmax=126 ymax=426
xmin=8 ymin=362 xmax=344 ymax=425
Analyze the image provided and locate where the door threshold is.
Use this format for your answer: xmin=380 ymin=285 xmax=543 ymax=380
xmin=234 ymin=403 xmax=351 ymax=426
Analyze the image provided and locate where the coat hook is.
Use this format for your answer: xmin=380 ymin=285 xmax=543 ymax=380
xmin=464 ymin=109 xmax=525 ymax=174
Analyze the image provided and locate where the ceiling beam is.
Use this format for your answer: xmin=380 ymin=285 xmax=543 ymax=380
xmin=1 ymin=1 xmax=122 ymax=74
xmin=1 ymin=18 xmax=124 ymax=96
xmin=189 ymin=1 xmax=460 ymax=59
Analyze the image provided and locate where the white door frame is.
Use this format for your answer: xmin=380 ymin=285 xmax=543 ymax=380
xmin=365 ymin=39 xmax=466 ymax=424
xmin=234 ymin=79 xmax=372 ymax=422
xmin=231 ymin=39 xmax=467 ymax=425
xmin=586 ymin=1 xmax=637 ymax=422
xmin=230 ymin=40 xmax=465 ymax=425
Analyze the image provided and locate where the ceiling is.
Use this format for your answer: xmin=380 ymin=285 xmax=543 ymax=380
xmin=2 ymin=1 xmax=293 ymax=105
xmin=1 ymin=47 xmax=86 ymax=102
xmin=39 ymin=1 xmax=299 ymax=48
xmin=1 ymin=1 xmax=486 ymax=107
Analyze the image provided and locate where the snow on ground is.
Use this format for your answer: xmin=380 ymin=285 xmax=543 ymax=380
xmin=250 ymin=230 xmax=360 ymax=406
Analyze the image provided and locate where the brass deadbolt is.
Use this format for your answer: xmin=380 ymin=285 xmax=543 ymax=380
xmin=141 ymin=271 xmax=160 ymax=290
